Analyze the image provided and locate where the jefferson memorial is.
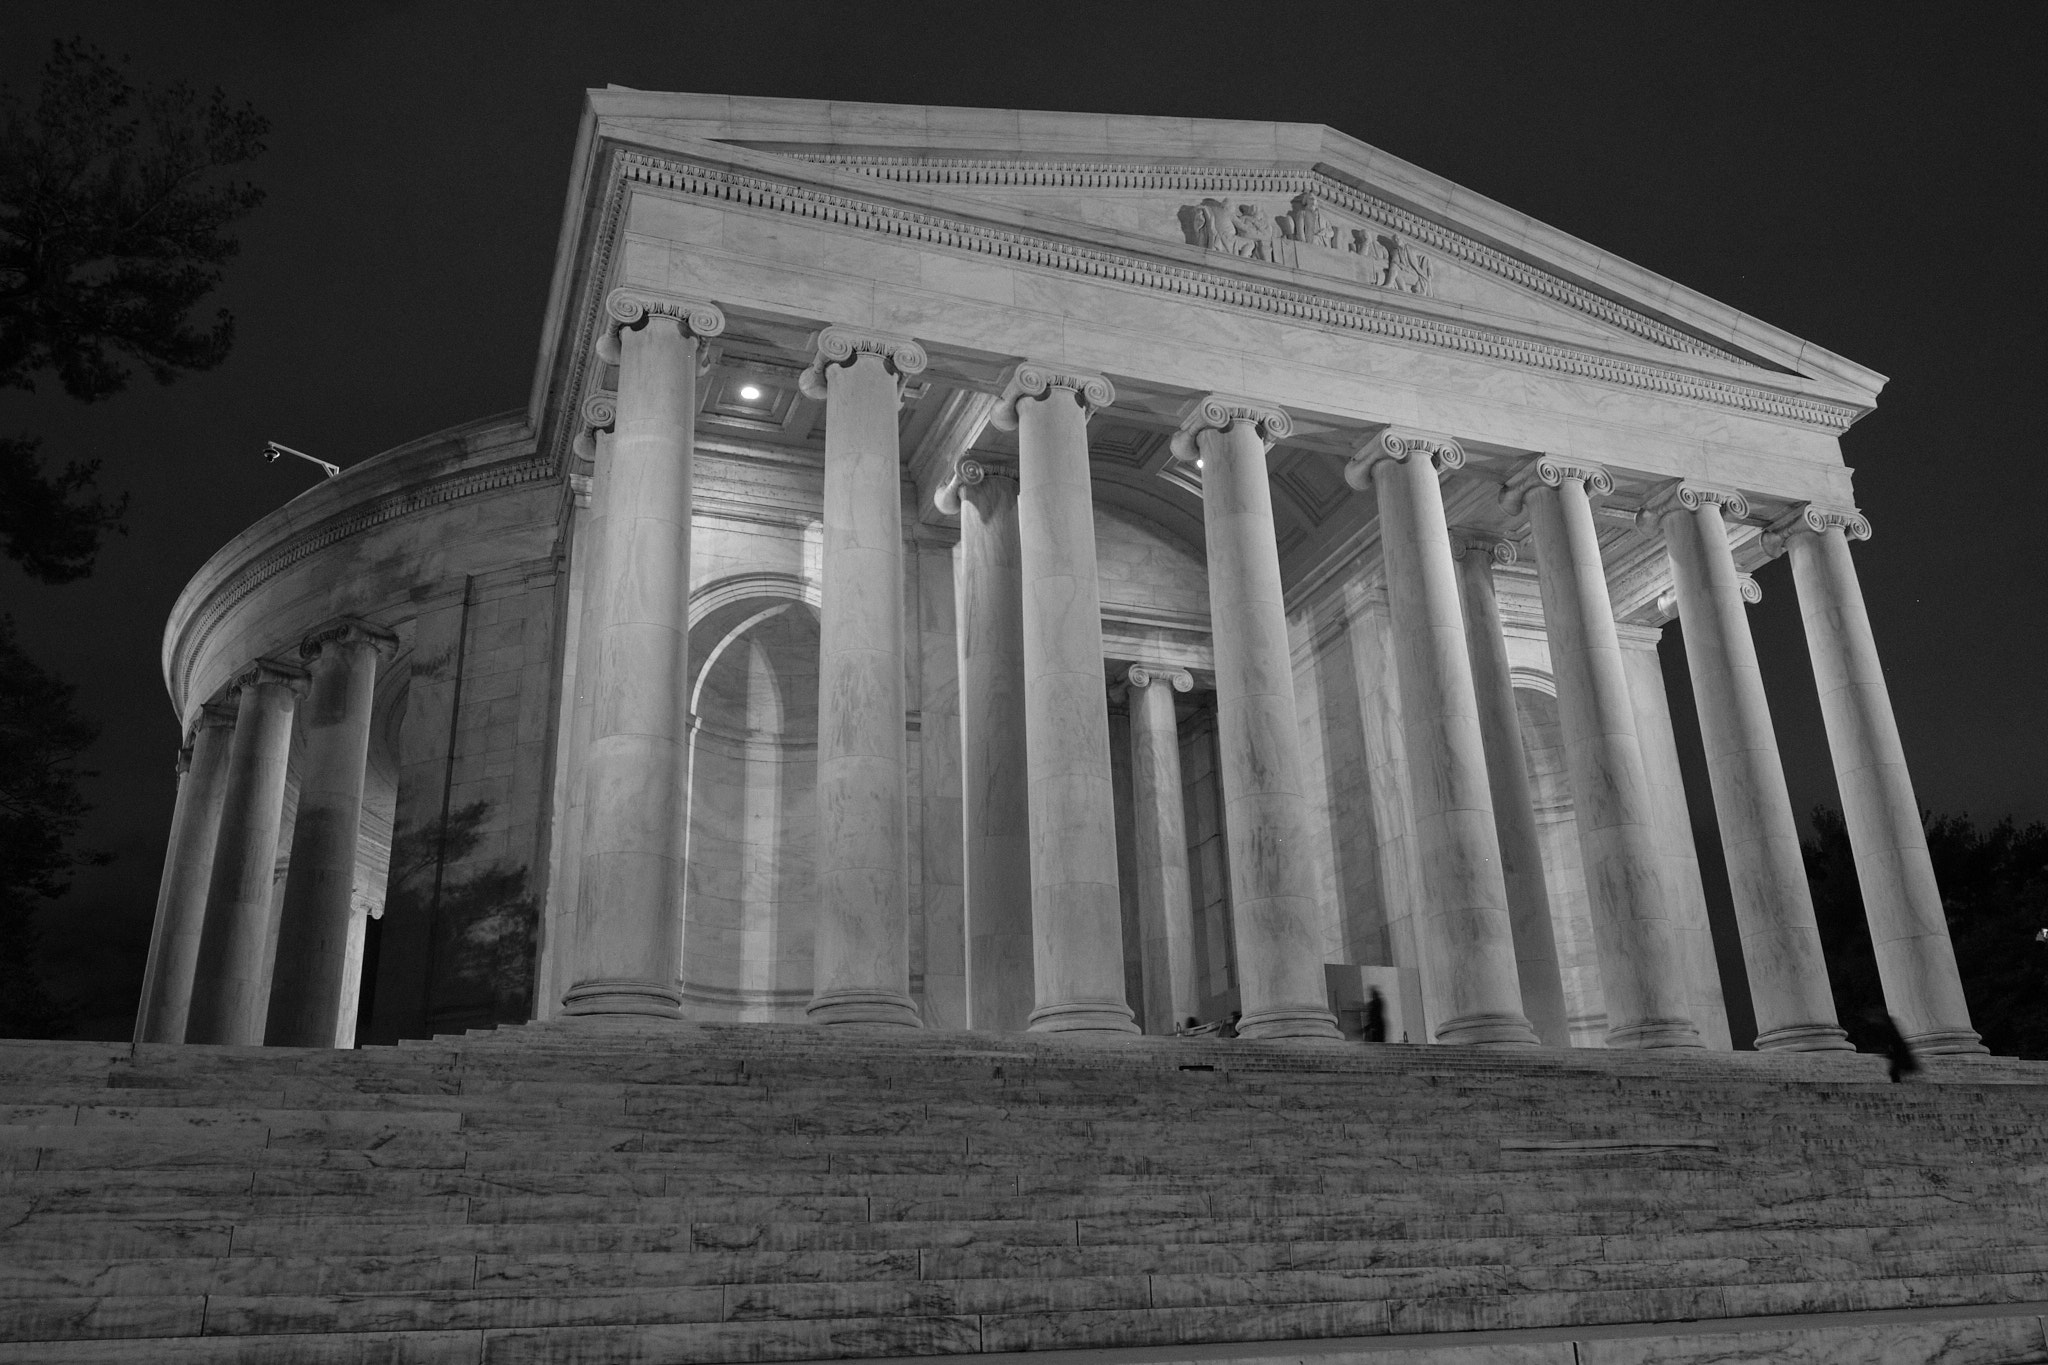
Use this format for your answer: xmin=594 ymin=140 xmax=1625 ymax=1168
xmin=136 ymin=91 xmax=1981 ymax=1061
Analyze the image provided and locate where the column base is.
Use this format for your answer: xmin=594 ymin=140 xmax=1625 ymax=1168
xmin=560 ymin=979 xmax=682 ymax=1019
xmin=1906 ymin=1027 xmax=1989 ymax=1055
xmin=1027 ymin=1000 xmax=1140 ymax=1035
xmin=1238 ymin=1006 xmax=1344 ymax=1041
xmin=1605 ymin=1017 xmax=1706 ymax=1049
xmin=1435 ymin=1012 xmax=1541 ymax=1048
xmin=1754 ymin=1022 xmax=1856 ymax=1052
xmin=807 ymin=990 xmax=923 ymax=1028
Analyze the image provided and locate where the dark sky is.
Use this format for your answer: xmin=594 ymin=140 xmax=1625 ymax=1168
xmin=6 ymin=3 xmax=2044 ymax=1037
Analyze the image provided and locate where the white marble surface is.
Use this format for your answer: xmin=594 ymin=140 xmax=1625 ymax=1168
xmin=133 ymin=705 xmax=235 ymax=1044
xmin=185 ymin=665 xmax=301 ymax=1045
xmin=1788 ymin=526 xmax=1983 ymax=1053
xmin=264 ymin=626 xmax=387 ymax=1047
xmin=1370 ymin=451 xmax=1535 ymax=1047
xmin=1661 ymin=499 xmax=1846 ymax=1052
xmin=564 ymin=315 xmax=697 ymax=1018
xmin=1013 ymin=382 xmax=1136 ymax=1034
xmin=1524 ymin=475 xmax=1699 ymax=1049
xmin=806 ymin=348 xmax=921 ymax=1028
xmin=955 ymin=475 xmax=1034 ymax=1031
xmin=1455 ymin=540 xmax=1572 ymax=1047
xmin=1192 ymin=413 xmax=1340 ymax=1041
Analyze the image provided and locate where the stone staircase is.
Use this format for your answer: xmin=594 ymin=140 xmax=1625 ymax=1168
xmin=2 ymin=1022 xmax=2046 ymax=1364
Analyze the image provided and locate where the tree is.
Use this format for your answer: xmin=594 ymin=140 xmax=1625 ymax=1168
xmin=0 ymin=615 xmax=100 ymax=1035
xmin=1805 ymin=807 xmax=2048 ymax=1059
xmin=0 ymin=39 xmax=269 ymax=579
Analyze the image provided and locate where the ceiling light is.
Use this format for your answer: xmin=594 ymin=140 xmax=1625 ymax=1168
xmin=738 ymin=384 xmax=763 ymax=402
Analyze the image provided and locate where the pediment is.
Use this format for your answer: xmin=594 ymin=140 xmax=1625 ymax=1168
xmin=571 ymin=92 xmax=1885 ymax=422
xmin=754 ymin=153 xmax=1743 ymax=364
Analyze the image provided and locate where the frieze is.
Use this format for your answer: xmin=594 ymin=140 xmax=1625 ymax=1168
xmin=600 ymin=152 xmax=1857 ymax=440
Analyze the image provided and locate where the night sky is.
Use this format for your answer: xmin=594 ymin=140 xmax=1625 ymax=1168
xmin=5 ymin=4 xmax=2043 ymax=1038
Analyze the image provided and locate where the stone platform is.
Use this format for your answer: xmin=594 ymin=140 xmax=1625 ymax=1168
xmin=1 ymin=1023 xmax=2045 ymax=1363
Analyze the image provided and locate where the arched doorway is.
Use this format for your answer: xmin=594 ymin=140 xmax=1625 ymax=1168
xmin=683 ymin=596 xmax=821 ymax=1020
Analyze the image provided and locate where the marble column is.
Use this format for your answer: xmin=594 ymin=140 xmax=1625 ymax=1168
xmin=1506 ymin=457 xmax=1701 ymax=1048
xmin=185 ymin=658 xmax=307 ymax=1045
xmin=1450 ymin=530 xmax=1572 ymax=1047
xmin=800 ymin=327 xmax=926 ymax=1028
xmin=938 ymin=458 xmax=1034 ymax=1031
xmin=1171 ymin=396 xmax=1338 ymax=1041
xmin=1617 ymin=626 xmax=1733 ymax=1050
xmin=993 ymin=363 xmax=1136 ymax=1035
xmin=1125 ymin=664 xmax=1200 ymax=1034
xmin=135 ymin=703 xmax=238 ymax=1044
xmin=1347 ymin=433 xmax=1536 ymax=1047
xmin=563 ymin=289 xmax=724 ymax=1018
xmin=1771 ymin=505 xmax=1984 ymax=1052
xmin=264 ymin=619 xmax=396 ymax=1048
xmin=1649 ymin=484 xmax=1849 ymax=1051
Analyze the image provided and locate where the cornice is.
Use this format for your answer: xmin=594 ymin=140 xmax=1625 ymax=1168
xmin=795 ymin=153 xmax=1746 ymax=367
xmin=589 ymin=150 xmax=1857 ymax=438
xmin=168 ymin=438 xmax=553 ymax=714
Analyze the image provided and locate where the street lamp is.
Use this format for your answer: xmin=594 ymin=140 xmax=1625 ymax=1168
xmin=262 ymin=441 xmax=340 ymax=478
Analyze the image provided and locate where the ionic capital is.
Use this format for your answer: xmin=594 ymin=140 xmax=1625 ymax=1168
xmin=986 ymin=362 xmax=1116 ymax=433
xmin=1125 ymin=663 xmax=1194 ymax=693
xmin=227 ymin=656 xmax=309 ymax=698
xmin=571 ymin=390 xmax=617 ymax=463
xmin=1168 ymin=394 xmax=1293 ymax=464
xmin=1635 ymin=478 xmax=1751 ymax=532
xmin=1448 ymin=528 xmax=1518 ymax=566
xmin=594 ymin=289 xmax=725 ymax=365
xmin=797 ymin=326 xmax=928 ymax=402
xmin=1760 ymin=502 xmax=1872 ymax=558
xmin=1657 ymin=572 xmax=1762 ymax=622
xmin=932 ymin=455 xmax=1017 ymax=516
xmin=188 ymin=700 xmax=238 ymax=745
xmin=300 ymin=617 xmax=399 ymax=664
xmin=1498 ymin=455 xmax=1614 ymax=513
xmin=1342 ymin=429 xmax=1465 ymax=491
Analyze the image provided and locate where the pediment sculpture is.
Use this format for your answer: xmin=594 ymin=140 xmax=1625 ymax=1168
xmin=1177 ymin=190 xmax=1435 ymax=296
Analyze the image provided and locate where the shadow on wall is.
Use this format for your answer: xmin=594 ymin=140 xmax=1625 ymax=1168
xmin=363 ymin=799 xmax=537 ymax=1038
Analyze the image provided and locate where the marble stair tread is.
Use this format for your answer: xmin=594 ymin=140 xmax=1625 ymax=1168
xmin=1 ymin=1033 xmax=2042 ymax=1363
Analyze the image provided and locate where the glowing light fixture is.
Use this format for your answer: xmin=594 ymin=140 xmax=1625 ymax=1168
xmin=738 ymin=384 xmax=763 ymax=401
